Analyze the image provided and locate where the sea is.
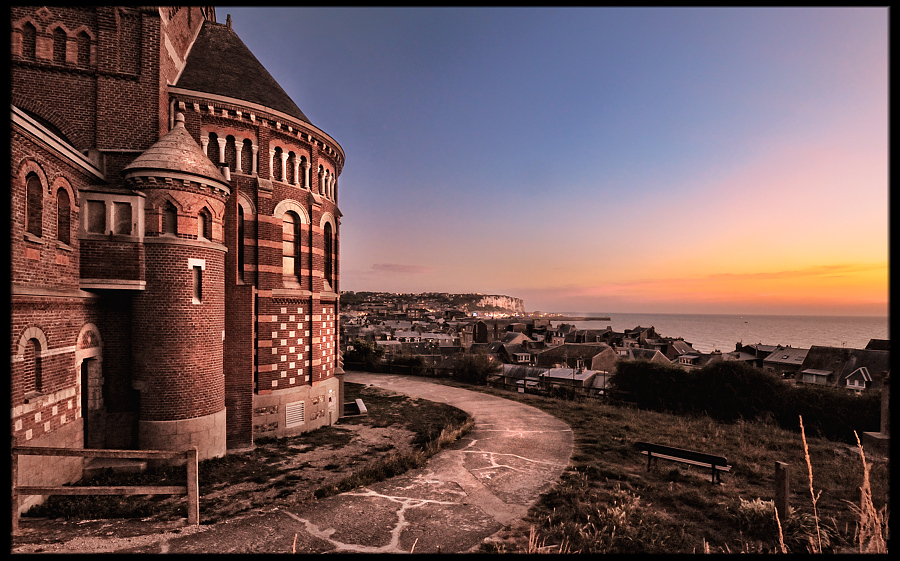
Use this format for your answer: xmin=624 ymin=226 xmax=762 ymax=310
xmin=557 ymin=313 xmax=889 ymax=354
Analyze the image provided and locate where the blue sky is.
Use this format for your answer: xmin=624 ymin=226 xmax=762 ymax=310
xmin=221 ymin=7 xmax=888 ymax=316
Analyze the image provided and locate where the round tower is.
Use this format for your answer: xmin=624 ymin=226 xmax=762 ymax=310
xmin=122 ymin=113 xmax=231 ymax=460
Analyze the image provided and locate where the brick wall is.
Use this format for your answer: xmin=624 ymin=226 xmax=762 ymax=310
xmin=10 ymin=7 xmax=164 ymax=158
xmin=11 ymin=132 xmax=90 ymax=290
xmin=132 ymin=242 xmax=225 ymax=421
xmin=224 ymin=284 xmax=255 ymax=448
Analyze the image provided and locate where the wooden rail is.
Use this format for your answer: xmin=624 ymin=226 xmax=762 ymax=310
xmin=11 ymin=446 xmax=199 ymax=535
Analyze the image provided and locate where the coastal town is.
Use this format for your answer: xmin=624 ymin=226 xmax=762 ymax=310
xmin=340 ymin=291 xmax=890 ymax=397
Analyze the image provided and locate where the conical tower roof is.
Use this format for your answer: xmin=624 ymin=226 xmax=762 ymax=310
xmin=176 ymin=20 xmax=312 ymax=125
xmin=123 ymin=113 xmax=229 ymax=189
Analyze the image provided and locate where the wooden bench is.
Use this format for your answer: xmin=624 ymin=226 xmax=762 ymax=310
xmin=635 ymin=441 xmax=731 ymax=484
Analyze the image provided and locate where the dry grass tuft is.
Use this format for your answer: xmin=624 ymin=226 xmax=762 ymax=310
xmin=799 ymin=415 xmax=823 ymax=553
xmin=526 ymin=524 xmax=570 ymax=554
xmin=848 ymin=431 xmax=888 ymax=553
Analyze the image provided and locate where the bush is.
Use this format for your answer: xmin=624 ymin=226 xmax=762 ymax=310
xmin=343 ymin=339 xmax=384 ymax=371
xmin=608 ymin=359 xmax=880 ymax=443
xmin=609 ymin=360 xmax=693 ymax=413
xmin=691 ymin=362 xmax=785 ymax=422
xmin=451 ymin=351 xmax=500 ymax=384
xmin=389 ymin=354 xmax=427 ymax=376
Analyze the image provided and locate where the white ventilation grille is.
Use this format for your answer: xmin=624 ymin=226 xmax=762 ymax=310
xmin=285 ymin=401 xmax=305 ymax=428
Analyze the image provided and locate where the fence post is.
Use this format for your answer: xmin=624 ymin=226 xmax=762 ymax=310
xmin=186 ymin=447 xmax=199 ymax=525
xmin=775 ymin=461 xmax=790 ymax=522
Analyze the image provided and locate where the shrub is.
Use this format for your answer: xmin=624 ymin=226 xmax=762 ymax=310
xmin=451 ymin=350 xmax=500 ymax=384
xmin=609 ymin=360 xmax=693 ymax=413
xmin=608 ymin=359 xmax=880 ymax=444
xmin=389 ymin=354 xmax=427 ymax=376
xmin=691 ymin=362 xmax=785 ymax=422
xmin=343 ymin=339 xmax=384 ymax=371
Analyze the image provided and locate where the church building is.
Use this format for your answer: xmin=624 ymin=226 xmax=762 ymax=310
xmin=11 ymin=6 xmax=345 ymax=512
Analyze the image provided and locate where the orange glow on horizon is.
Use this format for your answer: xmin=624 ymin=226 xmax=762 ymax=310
xmin=522 ymin=262 xmax=888 ymax=315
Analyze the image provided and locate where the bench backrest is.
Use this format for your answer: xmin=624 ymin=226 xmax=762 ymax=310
xmin=635 ymin=441 xmax=728 ymax=466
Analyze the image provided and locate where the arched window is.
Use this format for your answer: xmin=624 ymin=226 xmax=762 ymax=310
xmin=286 ymin=152 xmax=295 ymax=184
xmin=225 ymin=135 xmax=237 ymax=173
xmin=77 ymin=31 xmax=91 ymax=67
xmin=26 ymin=172 xmax=43 ymax=237
xmin=22 ymin=22 xmax=37 ymax=60
xmin=324 ymin=222 xmax=333 ymax=287
xmin=199 ymin=208 xmax=212 ymax=240
xmin=24 ymin=338 xmax=42 ymax=395
xmin=206 ymin=132 xmax=219 ymax=164
xmin=237 ymin=205 xmax=245 ymax=281
xmin=57 ymin=188 xmax=71 ymax=245
xmin=282 ymin=211 xmax=300 ymax=281
xmin=273 ymin=147 xmax=283 ymax=182
xmin=163 ymin=202 xmax=177 ymax=235
xmin=299 ymin=156 xmax=308 ymax=189
xmin=53 ymin=27 xmax=67 ymax=64
xmin=241 ymin=139 xmax=253 ymax=174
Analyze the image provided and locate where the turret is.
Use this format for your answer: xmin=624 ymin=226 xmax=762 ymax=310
xmin=123 ymin=112 xmax=230 ymax=460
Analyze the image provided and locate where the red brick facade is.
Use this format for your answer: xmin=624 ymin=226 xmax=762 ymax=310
xmin=11 ymin=6 xmax=344 ymax=496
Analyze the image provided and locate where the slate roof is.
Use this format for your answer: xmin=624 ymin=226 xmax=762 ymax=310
xmin=543 ymin=368 xmax=598 ymax=387
xmin=537 ymin=343 xmax=611 ymax=360
xmin=500 ymin=331 xmax=532 ymax=345
xmin=798 ymin=346 xmax=890 ymax=387
xmin=618 ymin=348 xmax=667 ymax=362
xmin=865 ymin=339 xmax=890 ymax=351
xmin=176 ymin=21 xmax=311 ymax=125
xmin=837 ymin=349 xmax=890 ymax=387
xmin=668 ymin=340 xmax=696 ymax=356
xmin=763 ymin=347 xmax=809 ymax=368
xmin=499 ymin=364 xmax=546 ymax=380
xmin=122 ymin=113 xmax=227 ymax=186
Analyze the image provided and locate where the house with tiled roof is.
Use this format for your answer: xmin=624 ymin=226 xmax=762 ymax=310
xmin=865 ymin=339 xmax=890 ymax=351
xmin=796 ymin=346 xmax=890 ymax=391
xmin=676 ymin=349 xmax=729 ymax=370
xmin=643 ymin=337 xmax=696 ymax=361
xmin=535 ymin=343 xmax=616 ymax=372
xmin=762 ymin=346 xmax=809 ymax=378
xmin=616 ymin=347 xmax=671 ymax=365
xmin=498 ymin=342 xmax=533 ymax=365
xmin=489 ymin=365 xmax=544 ymax=393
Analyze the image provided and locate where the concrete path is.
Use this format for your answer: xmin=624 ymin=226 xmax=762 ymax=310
xmin=121 ymin=373 xmax=574 ymax=553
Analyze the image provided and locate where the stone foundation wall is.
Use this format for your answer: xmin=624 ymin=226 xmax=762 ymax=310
xmin=138 ymin=408 xmax=226 ymax=462
xmin=253 ymin=376 xmax=340 ymax=440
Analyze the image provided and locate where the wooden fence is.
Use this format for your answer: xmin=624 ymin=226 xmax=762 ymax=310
xmin=11 ymin=446 xmax=199 ymax=535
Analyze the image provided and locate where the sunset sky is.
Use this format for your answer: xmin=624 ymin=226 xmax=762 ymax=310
xmin=222 ymin=7 xmax=888 ymax=316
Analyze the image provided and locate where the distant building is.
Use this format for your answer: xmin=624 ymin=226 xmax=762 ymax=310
xmin=796 ymin=346 xmax=890 ymax=391
xmin=535 ymin=343 xmax=616 ymax=372
xmin=761 ymin=346 xmax=809 ymax=379
xmin=865 ymin=339 xmax=890 ymax=351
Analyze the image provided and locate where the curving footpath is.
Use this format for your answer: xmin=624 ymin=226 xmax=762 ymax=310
xmin=120 ymin=373 xmax=574 ymax=553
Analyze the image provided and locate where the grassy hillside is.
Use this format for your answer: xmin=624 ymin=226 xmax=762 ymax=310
xmin=447 ymin=382 xmax=889 ymax=554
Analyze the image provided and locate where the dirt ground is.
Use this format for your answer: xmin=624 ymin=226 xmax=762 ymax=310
xmin=11 ymin=420 xmax=418 ymax=554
